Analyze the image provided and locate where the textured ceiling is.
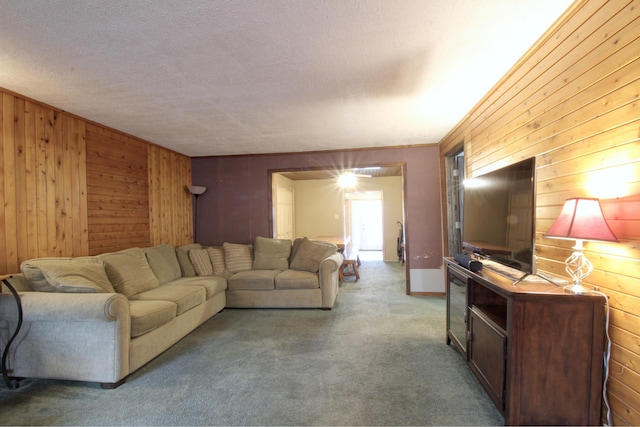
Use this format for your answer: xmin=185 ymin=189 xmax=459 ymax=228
xmin=0 ymin=0 xmax=573 ymax=157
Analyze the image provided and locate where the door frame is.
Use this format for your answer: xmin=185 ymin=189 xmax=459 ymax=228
xmin=268 ymin=163 xmax=410 ymax=293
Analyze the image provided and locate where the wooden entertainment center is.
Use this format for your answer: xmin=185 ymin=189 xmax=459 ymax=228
xmin=444 ymin=258 xmax=606 ymax=425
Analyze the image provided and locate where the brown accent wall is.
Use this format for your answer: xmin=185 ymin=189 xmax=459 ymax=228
xmin=0 ymin=88 xmax=193 ymax=273
xmin=191 ymin=146 xmax=443 ymax=273
xmin=439 ymin=0 xmax=640 ymax=424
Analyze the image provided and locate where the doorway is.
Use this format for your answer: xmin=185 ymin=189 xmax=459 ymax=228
xmin=444 ymin=149 xmax=465 ymax=256
xmin=275 ymin=185 xmax=294 ymax=240
xmin=346 ymin=191 xmax=383 ymax=259
xmin=270 ymin=164 xmax=408 ymax=289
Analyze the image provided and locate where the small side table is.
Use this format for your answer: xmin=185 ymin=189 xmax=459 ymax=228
xmin=1 ymin=275 xmax=22 ymax=389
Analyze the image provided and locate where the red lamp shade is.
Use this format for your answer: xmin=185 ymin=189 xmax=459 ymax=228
xmin=545 ymin=197 xmax=617 ymax=242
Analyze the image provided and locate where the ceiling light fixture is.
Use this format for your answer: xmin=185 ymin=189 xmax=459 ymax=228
xmin=338 ymin=172 xmax=357 ymax=188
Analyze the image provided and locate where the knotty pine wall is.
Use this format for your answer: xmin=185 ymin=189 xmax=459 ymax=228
xmin=439 ymin=0 xmax=639 ymax=424
xmin=0 ymin=88 xmax=193 ymax=274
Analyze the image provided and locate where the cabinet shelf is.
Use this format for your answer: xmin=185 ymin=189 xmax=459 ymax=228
xmin=472 ymin=304 xmax=506 ymax=331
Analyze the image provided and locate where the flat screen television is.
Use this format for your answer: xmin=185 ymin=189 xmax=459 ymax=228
xmin=462 ymin=158 xmax=536 ymax=274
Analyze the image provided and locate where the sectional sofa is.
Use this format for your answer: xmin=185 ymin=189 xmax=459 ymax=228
xmin=0 ymin=236 xmax=342 ymax=388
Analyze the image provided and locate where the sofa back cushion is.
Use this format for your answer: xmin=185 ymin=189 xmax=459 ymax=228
xmin=289 ymin=237 xmax=337 ymax=273
xmin=252 ymin=236 xmax=291 ymax=271
xmin=223 ymin=243 xmax=253 ymax=273
xmin=99 ymin=247 xmax=160 ymax=297
xmin=21 ymin=257 xmax=115 ymax=293
xmin=144 ymin=244 xmax=182 ymax=284
xmin=176 ymin=243 xmax=203 ymax=277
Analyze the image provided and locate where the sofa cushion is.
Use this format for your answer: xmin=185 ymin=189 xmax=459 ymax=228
xmin=99 ymin=248 xmax=160 ymax=298
xmin=170 ymin=276 xmax=227 ymax=300
xmin=21 ymin=257 xmax=115 ymax=293
xmin=206 ymin=246 xmax=226 ymax=276
xmin=144 ymin=244 xmax=182 ymax=284
xmin=227 ymin=270 xmax=279 ymax=290
xmin=176 ymin=243 xmax=203 ymax=277
xmin=130 ymin=285 xmax=205 ymax=315
xmin=189 ymin=248 xmax=214 ymax=276
xmin=223 ymin=243 xmax=253 ymax=273
xmin=128 ymin=300 xmax=177 ymax=338
xmin=252 ymin=236 xmax=291 ymax=271
xmin=275 ymin=269 xmax=319 ymax=289
xmin=289 ymin=237 xmax=337 ymax=273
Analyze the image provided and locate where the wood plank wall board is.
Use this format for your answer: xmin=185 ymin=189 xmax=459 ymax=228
xmin=0 ymin=93 xmax=91 ymax=274
xmin=469 ymin=2 xmax=640 ymax=174
xmin=148 ymin=144 xmax=193 ymax=246
xmin=439 ymin=0 xmax=640 ymax=424
xmin=0 ymin=87 xmax=193 ymax=271
xmin=86 ymin=123 xmax=152 ymax=254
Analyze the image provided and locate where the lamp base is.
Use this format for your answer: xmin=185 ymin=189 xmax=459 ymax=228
xmin=563 ymin=283 xmax=591 ymax=295
xmin=563 ymin=240 xmax=594 ymax=295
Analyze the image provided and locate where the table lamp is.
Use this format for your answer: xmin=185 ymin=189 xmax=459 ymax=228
xmin=544 ymin=197 xmax=617 ymax=294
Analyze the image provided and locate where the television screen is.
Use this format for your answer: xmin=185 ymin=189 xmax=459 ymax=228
xmin=462 ymin=158 xmax=536 ymax=273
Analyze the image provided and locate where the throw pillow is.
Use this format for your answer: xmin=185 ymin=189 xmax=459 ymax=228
xmin=176 ymin=243 xmax=203 ymax=277
xmin=289 ymin=237 xmax=337 ymax=273
xmin=223 ymin=242 xmax=253 ymax=273
xmin=40 ymin=261 xmax=115 ymax=293
xmin=21 ymin=257 xmax=115 ymax=293
xmin=206 ymin=246 xmax=226 ymax=276
xmin=252 ymin=236 xmax=291 ymax=271
xmin=189 ymin=248 xmax=214 ymax=276
xmin=21 ymin=257 xmax=76 ymax=291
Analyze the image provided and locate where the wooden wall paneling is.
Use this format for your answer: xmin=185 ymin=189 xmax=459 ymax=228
xmin=24 ymin=100 xmax=38 ymax=261
xmin=0 ymin=90 xmax=91 ymax=273
xmin=468 ymin=1 xmax=637 ymax=173
xmin=474 ymin=56 xmax=640 ymax=174
xmin=2 ymin=93 xmax=17 ymax=273
xmin=0 ymin=94 xmax=6 ymax=273
xmin=148 ymin=144 xmax=192 ymax=247
xmin=43 ymin=108 xmax=57 ymax=257
xmin=609 ymin=349 xmax=640 ymax=421
xmin=173 ymin=150 xmax=192 ymax=245
xmin=86 ymin=124 xmax=151 ymax=254
xmin=34 ymin=105 xmax=48 ymax=258
xmin=439 ymin=0 xmax=640 ymax=423
xmin=468 ymin=0 xmax=612 ymax=150
xmin=178 ymin=152 xmax=192 ymax=244
xmin=65 ymin=115 xmax=88 ymax=256
xmin=148 ymin=144 xmax=159 ymax=245
xmin=1 ymin=87 xmax=192 ymax=272
xmin=13 ymin=98 xmax=28 ymax=266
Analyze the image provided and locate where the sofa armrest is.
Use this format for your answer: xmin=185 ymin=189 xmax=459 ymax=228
xmin=318 ymin=252 xmax=344 ymax=309
xmin=0 ymin=292 xmax=130 ymax=322
xmin=0 ymin=292 xmax=131 ymax=384
xmin=320 ymin=252 xmax=343 ymax=273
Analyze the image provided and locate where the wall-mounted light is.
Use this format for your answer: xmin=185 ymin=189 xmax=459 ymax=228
xmin=544 ymin=197 xmax=617 ymax=294
xmin=188 ymin=186 xmax=207 ymax=241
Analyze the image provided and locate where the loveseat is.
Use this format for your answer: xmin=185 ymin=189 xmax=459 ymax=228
xmin=0 ymin=237 xmax=342 ymax=387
